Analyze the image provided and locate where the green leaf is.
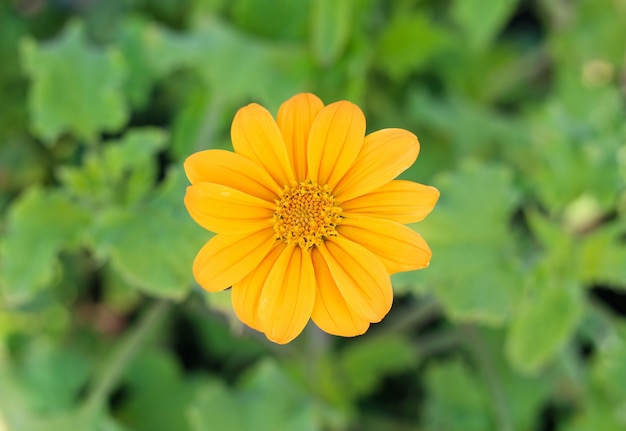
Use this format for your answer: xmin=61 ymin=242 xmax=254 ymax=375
xmin=525 ymin=99 xmax=622 ymax=214
xmin=0 ymin=407 xmax=131 ymax=431
xmin=562 ymin=398 xmax=626 ymax=431
xmin=195 ymin=20 xmax=313 ymax=107
xmin=143 ymin=18 xmax=313 ymax=108
xmin=186 ymin=380 xmax=246 ymax=431
xmin=1 ymin=188 xmax=90 ymax=304
xmin=580 ymin=221 xmax=626 ymax=289
xmin=339 ymin=335 xmax=414 ymax=398
xmin=100 ymin=129 xmax=167 ymax=204
xmin=188 ymin=360 xmax=324 ymax=431
xmin=451 ymin=0 xmax=520 ymax=50
xmin=376 ymin=12 xmax=451 ymax=81
xmin=20 ymin=20 xmax=127 ymax=143
xmin=525 ymin=209 xmax=626 ymax=289
xmin=416 ymin=161 xmax=523 ymax=325
xmin=90 ymin=167 xmax=206 ymax=300
xmin=0 ymin=339 xmax=91 ymax=416
xmin=423 ymin=358 xmax=491 ymax=431
xmin=310 ymin=0 xmax=353 ymax=67
xmin=117 ymin=349 xmax=199 ymax=431
xmin=59 ymin=128 xmax=167 ymax=207
xmin=506 ymin=281 xmax=583 ymax=374
xmin=114 ymin=17 xmax=158 ymax=109
xmin=525 ymin=209 xmax=577 ymax=277
xmin=406 ymin=89 xmax=526 ymax=165
xmin=232 ymin=0 xmax=308 ymax=42
xmin=0 ymin=338 xmax=113 ymax=431
xmin=592 ymin=325 xmax=626 ymax=404
xmin=170 ymin=90 xmax=213 ymax=161
xmin=240 ymin=360 xmax=323 ymax=431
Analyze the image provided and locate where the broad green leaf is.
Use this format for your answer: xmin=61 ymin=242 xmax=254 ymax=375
xmin=376 ymin=12 xmax=451 ymax=81
xmin=99 ymin=129 xmax=167 ymax=204
xmin=1 ymin=188 xmax=90 ymax=304
xmin=340 ymin=335 xmax=414 ymax=398
xmin=310 ymin=0 xmax=353 ymax=67
xmin=114 ymin=17 xmax=159 ymax=109
xmin=525 ymin=209 xmax=576 ymax=275
xmin=170 ymin=88 xmax=208 ymax=159
xmin=141 ymin=23 xmax=203 ymax=76
xmin=550 ymin=0 xmax=626 ymax=86
xmin=143 ymin=18 xmax=313 ymax=109
xmin=423 ymin=358 xmax=491 ymax=431
xmin=30 ymin=412 xmax=131 ymax=431
xmin=451 ymin=0 xmax=520 ymax=50
xmin=506 ymin=282 xmax=583 ymax=374
xmin=232 ymin=0 xmax=308 ymax=42
xmin=240 ymin=360 xmax=322 ymax=431
xmin=416 ymin=161 xmax=523 ymax=324
xmin=592 ymin=325 xmax=626 ymax=404
xmin=192 ymin=19 xmax=313 ymax=108
xmin=117 ymin=349 xmax=200 ymax=431
xmin=20 ymin=20 xmax=127 ymax=143
xmin=188 ymin=360 xmax=324 ymax=431
xmin=0 ymin=405 xmax=130 ymax=431
xmin=562 ymin=398 xmax=626 ymax=431
xmin=59 ymin=128 xmax=167 ymax=207
xmin=525 ymin=99 xmax=622 ymax=214
xmin=406 ymin=89 xmax=526 ymax=165
xmin=526 ymin=202 xmax=626 ymax=289
xmin=90 ymin=168 xmax=205 ymax=300
xmin=434 ymin=43 xmax=541 ymax=104
xmin=10 ymin=340 xmax=91 ymax=414
xmin=580 ymin=221 xmax=626 ymax=289
xmin=186 ymin=381 xmax=246 ymax=431
xmin=170 ymin=90 xmax=219 ymax=160
xmin=0 ymin=339 xmax=99 ymax=431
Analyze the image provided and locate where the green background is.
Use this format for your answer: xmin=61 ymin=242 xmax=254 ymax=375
xmin=1 ymin=0 xmax=625 ymax=430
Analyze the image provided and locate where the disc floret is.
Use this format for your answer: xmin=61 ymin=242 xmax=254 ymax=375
xmin=273 ymin=181 xmax=342 ymax=250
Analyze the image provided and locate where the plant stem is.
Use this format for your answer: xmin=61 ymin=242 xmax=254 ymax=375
xmin=462 ymin=326 xmax=515 ymax=431
xmin=371 ymin=296 xmax=441 ymax=341
xmin=414 ymin=328 xmax=460 ymax=357
xmin=81 ymin=300 xmax=170 ymax=417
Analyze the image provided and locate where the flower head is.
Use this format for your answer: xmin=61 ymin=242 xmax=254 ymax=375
xmin=184 ymin=93 xmax=439 ymax=344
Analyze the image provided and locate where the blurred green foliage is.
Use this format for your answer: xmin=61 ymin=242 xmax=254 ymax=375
xmin=1 ymin=0 xmax=625 ymax=430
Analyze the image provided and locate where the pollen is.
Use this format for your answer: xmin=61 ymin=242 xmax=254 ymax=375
xmin=273 ymin=181 xmax=343 ymax=250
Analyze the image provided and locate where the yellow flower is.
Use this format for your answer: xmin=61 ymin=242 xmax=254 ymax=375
xmin=184 ymin=93 xmax=439 ymax=344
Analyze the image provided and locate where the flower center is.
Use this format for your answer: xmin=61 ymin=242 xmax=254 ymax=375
xmin=273 ymin=181 xmax=342 ymax=250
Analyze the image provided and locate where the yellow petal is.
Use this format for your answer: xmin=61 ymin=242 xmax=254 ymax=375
xmin=310 ymin=248 xmax=370 ymax=337
xmin=334 ymin=129 xmax=420 ymax=202
xmin=184 ymin=149 xmax=280 ymax=202
xmin=318 ymin=236 xmax=393 ymax=322
xmin=257 ymin=245 xmax=316 ymax=344
xmin=231 ymin=103 xmax=295 ymax=187
xmin=338 ymin=217 xmax=432 ymax=274
xmin=185 ymin=183 xmax=274 ymax=235
xmin=341 ymin=180 xmax=440 ymax=224
xmin=307 ymin=101 xmax=365 ymax=188
xmin=276 ymin=93 xmax=324 ymax=180
xmin=193 ymin=230 xmax=276 ymax=292
xmin=232 ymin=244 xmax=284 ymax=332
